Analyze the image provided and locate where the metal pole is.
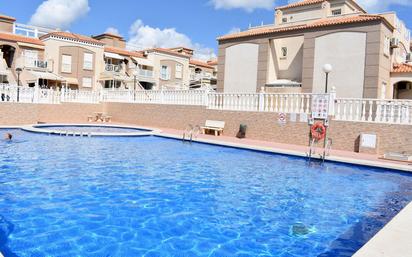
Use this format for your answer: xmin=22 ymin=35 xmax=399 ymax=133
xmin=325 ymin=73 xmax=329 ymax=94
xmin=133 ymin=75 xmax=136 ymax=101
xmin=17 ymin=72 xmax=20 ymax=102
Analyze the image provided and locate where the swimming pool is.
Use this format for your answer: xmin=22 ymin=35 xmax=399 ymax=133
xmin=0 ymin=129 xmax=411 ymax=257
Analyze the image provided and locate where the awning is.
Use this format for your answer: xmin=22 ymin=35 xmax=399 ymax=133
xmin=104 ymin=52 xmax=125 ymax=60
xmin=132 ymin=57 xmax=153 ymax=67
xmin=17 ymin=42 xmax=45 ymax=50
xmin=266 ymin=79 xmax=302 ymax=87
xmin=28 ymin=70 xmax=65 ymax=81
xmin=99 ymin=73 xmax=132 ymax=82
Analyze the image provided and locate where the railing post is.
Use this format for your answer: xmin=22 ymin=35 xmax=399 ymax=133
xmin=203 ymin=89 xmax=209 ymax=106
xmin=328 ymin=86 xmax=336 ymax=116
xmin=33 ymin=85 xmax=40 ymax=103
xmin=60 ymin=86 xmax=65 ymax=103
xmin=160 ymin=87 xmax=164 ymax=104
xmin=258 ymin=87 xmax=265 ymax=112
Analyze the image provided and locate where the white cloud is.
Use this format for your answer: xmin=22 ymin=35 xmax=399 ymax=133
xmin=127 ymin=20 xmax=216 ymax=61
xmin=105 ymin=27 xmax=121 ymax=36
xmin=211 ymin=0 xmax=275 ymax=12
xmin=287 ymin=0 xmax=412 ymax=12
xmin=29 ymin=0 xmax=90 ymax=29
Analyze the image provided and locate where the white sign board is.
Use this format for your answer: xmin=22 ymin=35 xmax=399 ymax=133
xmin=360 ymin=134 xmax=377 ymax=149
xmin=311 ymin=94 xmax=329 ymax=120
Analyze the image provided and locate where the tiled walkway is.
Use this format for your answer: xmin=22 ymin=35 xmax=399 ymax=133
xmin=156 ymin=127 xmax=412 ymax=172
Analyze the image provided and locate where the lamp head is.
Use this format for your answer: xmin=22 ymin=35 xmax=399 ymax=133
xmin=322 ymin=64 xmax=333 ymax=74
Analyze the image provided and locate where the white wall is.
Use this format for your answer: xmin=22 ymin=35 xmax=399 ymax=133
xmin=312 ymin=32 xmax=366 ymax=98
xmin=224 ymin=43 xmax=259 ymax=93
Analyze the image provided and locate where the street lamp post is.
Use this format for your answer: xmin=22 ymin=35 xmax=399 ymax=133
xmin=16 ymin=67 xmax=23 ymax=102
xmin=322 ymin=64 xmax=333 ymax=94
xmin=132 ymin=68 xmax=139 ymax=101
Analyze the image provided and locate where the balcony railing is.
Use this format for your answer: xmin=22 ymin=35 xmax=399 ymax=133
xmin=138 ymin=69 xmax=154 ymax=78
xmin=191 ymin=73 xmax=214 ymax=81
xmin=25 ymin=59 xmax=48 ymax=69
xmin=105 ymin=64 xmax=122 ymax=72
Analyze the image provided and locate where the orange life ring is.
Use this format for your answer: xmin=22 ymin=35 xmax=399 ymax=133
xmin=311 ymin=122 xmax=326 ymax=141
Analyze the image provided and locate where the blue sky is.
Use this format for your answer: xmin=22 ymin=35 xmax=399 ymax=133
xmin=1 ymin=0 xmax=411 ymax=60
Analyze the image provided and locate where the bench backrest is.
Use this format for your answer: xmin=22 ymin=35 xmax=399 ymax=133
xmin=205 ymin=120 xmax=225 ymax=128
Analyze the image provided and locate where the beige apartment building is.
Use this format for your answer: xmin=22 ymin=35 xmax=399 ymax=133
xmin=217 ymin=0 xmax=412 ymax=99
xmin=0 ymin=14 xmax=217 ymax=91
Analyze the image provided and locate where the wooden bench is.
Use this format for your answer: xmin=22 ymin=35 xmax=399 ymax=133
xmin=201 ymin=120 xmax=225 ymax=136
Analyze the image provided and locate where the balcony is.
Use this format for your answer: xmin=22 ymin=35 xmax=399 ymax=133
xmin=105 ymin=64 xmax=122 ymax=73
xmin=191 ymin=72 xmax=215 ymax=81
xmin=138 ymin=69 xmax=153 ymax=78
xmin=24 ymin=59 xmax=49 ymax=71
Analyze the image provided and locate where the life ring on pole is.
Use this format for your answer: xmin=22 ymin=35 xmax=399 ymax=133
xmin=311 ymin=122 xmax=326 ymax=141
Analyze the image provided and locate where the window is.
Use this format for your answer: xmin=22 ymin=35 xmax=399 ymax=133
xmin=175 ymin=64 xmax=183 ymax=79
xmin=61 ymin=54 xmax=72 ymax=73
xmin=23 ymin=50 xmax=38 ymax=67
xmin=281 ymin=47 xmax=288 ymax=58
xmin=282 ymin=17 xmax=288 ymax=23
xmin=83 ymin=53 xmax=93 ymax=70
xmin=82 ymin=77 xmax=93 ymax=88
xmin=383 ymin=36 xmax=390 ymax=57
xmin=161 ymin=65 xmax=170 ymax=80
xmin=332 ymin=9 xmax=342 ymax=16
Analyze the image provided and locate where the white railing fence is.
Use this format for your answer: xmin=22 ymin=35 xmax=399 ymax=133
xmin=334 ymin=98 xmax=412 ymax=124
xmin=0 ymin=84 xmax=411 ymax=125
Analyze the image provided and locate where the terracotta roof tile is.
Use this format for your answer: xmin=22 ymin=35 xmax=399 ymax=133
xmin=104 ymin=46 xmax=144 ymax=58
xmin=0 ymin=32 xmax=44 ymax=46
xmin=0 ymin=14 xmax=16 ymax=21
xmin=190 ymin=59 xmax=214 ymax=69
xmin=218 ymin=15 xmax=389 ymax=41
xmin=143 ymin=48 xmax=190 ymax=58
xmin=276 ymin=0 xmax=325 ymax=10
xmin=207 ymin=60 xmax=218 ymax=66
xmin=392 ymin=63 xmax=412 ymax=73
xmin=276 ymin=0 xmax=366 ymax=13
xmin=40 ymin=31 xmax=104 ymax=45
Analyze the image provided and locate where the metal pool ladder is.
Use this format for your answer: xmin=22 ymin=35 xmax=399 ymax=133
xmin=182 ymin=125 xmax=200 ymax=143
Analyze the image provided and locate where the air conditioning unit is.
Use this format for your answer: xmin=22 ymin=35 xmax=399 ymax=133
xmin=390 ymin=38 xmax=399 ymax=48
xmin=406 ymin=53 xmax=411 ymax=62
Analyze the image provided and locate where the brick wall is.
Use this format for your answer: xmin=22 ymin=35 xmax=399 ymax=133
xmin=104 ymin=102 xmax=412 ymax=154
xmin=0 ymin=103 xmax=101 ymax=125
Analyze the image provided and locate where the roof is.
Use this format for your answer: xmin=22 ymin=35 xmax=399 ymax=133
xmin=0 ymin=14 xmax=16 ymax=22
xmin=276 ymin=0 xmax=367 ymax=13
xmin=40 ymin=31 xmax=104 ymax=45
xmin=190 ymin=59 xmax=214 ymax=69
xmin=218 ymin=15 xmax=391 ymax=41
xmin=276 ymin=0 xmax=325 ymax=10
xmin=207 ymin=60 xmax=218 ymax=66
xmin=143 ymin=48 xmax=190 ymax=58
xmin=104 ymin=46 xmax=144 ymax=58
xmin=169 ymin=46 xmax=194 ymax=52
xmin=392 ymin=63 xmax=412 ymax=73
xmin=0 ymin=32 xmax=44 ymax=46
xmin=93 ymin=33 xmax=124 ymax=40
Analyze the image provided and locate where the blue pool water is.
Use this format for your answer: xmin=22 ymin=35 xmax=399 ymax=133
xmin=0 ymin=129 xmax=412 ymax=257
